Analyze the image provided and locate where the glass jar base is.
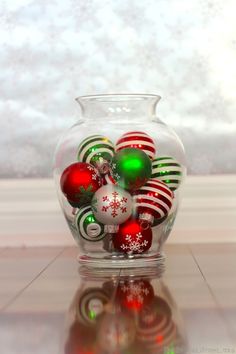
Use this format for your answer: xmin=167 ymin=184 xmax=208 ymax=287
xmin=78 ymin=251 xmax=166 ymax=269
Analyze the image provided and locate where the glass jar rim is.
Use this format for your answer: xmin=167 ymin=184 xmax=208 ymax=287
xmin=76 ymin=93 xmax=161 ymax=103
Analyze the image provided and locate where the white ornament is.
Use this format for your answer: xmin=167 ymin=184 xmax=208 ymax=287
xmin=91 ymin=185 xmax=132 ymax=225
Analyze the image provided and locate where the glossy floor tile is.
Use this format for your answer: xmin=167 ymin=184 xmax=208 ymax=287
xmin=0 ymin=244 xmax=235 ymax=354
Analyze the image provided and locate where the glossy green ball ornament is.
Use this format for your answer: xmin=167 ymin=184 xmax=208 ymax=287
xmin=111 ymin=148 xmax=152 ymax=191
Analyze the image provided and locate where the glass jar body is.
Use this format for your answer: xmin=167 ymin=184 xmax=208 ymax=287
xmin=53 ymin=95 xmax=186 ymax=267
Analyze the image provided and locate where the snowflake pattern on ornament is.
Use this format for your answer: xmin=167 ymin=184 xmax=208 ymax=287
xmin=102 ymin=191 xmax=128 ymax=217
xmin=121 ymin=281 xmax=149 ymax=304
xmin=112 ymin=172 xmax=121 ymax=180
xmin=120 ymin=232 xmax=148 ymax=254
xmin=87 ymin=165 xmax=101 ymax=184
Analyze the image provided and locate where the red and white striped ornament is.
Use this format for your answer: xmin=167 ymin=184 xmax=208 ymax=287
xmin=116 ymin=131 xmax=156 ymax=160
xmin=133 ymin=179 xmax=174 ymax=228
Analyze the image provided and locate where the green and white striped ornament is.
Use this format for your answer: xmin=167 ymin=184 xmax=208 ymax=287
xmin=151 ymin=156 xmax=183 ymax=191
xmin=77 ymin=135 xmax=115 ymax=174
xmin=75 ymin=205 xmax=106 ymax=242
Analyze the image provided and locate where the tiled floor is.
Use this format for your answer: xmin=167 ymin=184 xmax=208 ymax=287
xmin=0 ymin=244 xmax=236 ymax=354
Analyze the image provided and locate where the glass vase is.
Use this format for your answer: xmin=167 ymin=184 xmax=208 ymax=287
xmin=53 ymin=94 xmax=186 ymax=268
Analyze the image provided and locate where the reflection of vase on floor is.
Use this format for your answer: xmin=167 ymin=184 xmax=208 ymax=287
xmin=63 ymin=267 xmax=187 ymax=354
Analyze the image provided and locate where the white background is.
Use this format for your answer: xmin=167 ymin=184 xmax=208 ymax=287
xmin=0 ymin=0 xmax=236 ymax=177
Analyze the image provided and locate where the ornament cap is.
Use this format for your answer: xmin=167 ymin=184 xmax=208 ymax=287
xmin=95 ymin=160 xmax=110 ymax=175
xmin=87 ymin=223 xmax=102 ymax=237
xmin=139 ymin=213 xmax=154 ymax=230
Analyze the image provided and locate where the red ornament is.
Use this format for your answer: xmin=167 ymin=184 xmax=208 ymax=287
xmin=116 ymin=279 xmax=154 ymax=312
xmin=133 ymin=178 xmax=174 ymax=228
xmin=116 ymin=131 xmax=156 ymax=160
xmin=113 ymin=218 xmax=152 ymax=254
xmin=60 ymin=162 xmax=102 ymax=207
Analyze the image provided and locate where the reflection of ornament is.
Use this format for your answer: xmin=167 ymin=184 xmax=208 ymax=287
xmin=137 ymin=295 xmax=176 ymax=352
xmin=75 ymin=206 xmax=106 ymax=242
xmin=116 ymin=131 xmax=156 ymax=160
xmin=77 ymin=287 xmax=109 ymax=325
xmin=91 ymin=185 xmax=132 ymax=225
xmin=97 ymin=312 xmax=135 ymax=351
xmin=77 ymin=134 xmax=115 ymax=174
xmin=65 ymin=321 xmax=96 ymax=354
xmin=113 ymin=219 xmax=152 ymax=254
xmin=117 ymin=279 xmax=154 ymax=312
xmin=152 ymin=156 xmax=184 ymax=191
xmin=111 ymin=148 xmax=152 ymax=190
xmin=60 ymin=162 xmax=102 ymax=207
xmin=133 ymin=179 xmax=174 ymax=228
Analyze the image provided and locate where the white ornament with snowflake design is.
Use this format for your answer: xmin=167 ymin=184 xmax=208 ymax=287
xmin=91 ymin=185 xmax=132 ymax=225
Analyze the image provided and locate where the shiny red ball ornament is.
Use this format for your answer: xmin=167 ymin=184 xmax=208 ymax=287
xmin=116 ymin=279 xmax=154 ymax=312
xmin=116 ymin=131 xmax=156 ymax=160
xmin=60 ymin=162 xmax=102 ymax=207
xmin=113 ymin=218 xmax=152 ymax=254
xmin=133 ymin=178 xmax=174 ymax=229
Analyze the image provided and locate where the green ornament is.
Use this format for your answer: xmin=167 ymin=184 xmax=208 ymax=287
xmin=111 ymin=148 xmax=152 ymax=190
xmin=75 ymin=205 xmax=106 ymax=242
xmin=151 ymin=156 xmax=183 ymax=191
xmin=77 ymin=135 xmax=115 ymax=174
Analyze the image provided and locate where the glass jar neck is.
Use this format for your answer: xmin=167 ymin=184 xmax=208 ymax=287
xmin=76 ymin=94 xmax=161 ymax=121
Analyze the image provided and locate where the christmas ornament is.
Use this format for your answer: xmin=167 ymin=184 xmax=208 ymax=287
xmin=152 ymin=156 xmax=184 ymax=191
xmin=97 ymin=311 xmax=135 ymax=351
xmin=116 ymin=279 xmax=154 ymax=312
xmin=102 ymin=172 xmax=116 ymax=186
xmin=111 ymin=148 xmax=152 ymax=191
xmin=77 ymin=134 xmax=115 ymax=174
xmin=60 ymin=162 xmax=102 ymax=207
xmin=137 ymin=296 xmax=175 ymax=351
xmin=77 ymin=287 xmax=109 ymax=325
xmin=113 ymin=218 xmax=152 ymax=254
xmin=91 ymin=185 xmax=132 ymax=225
xmin=65 ymin=321 xmax=96 ymax=354
xmin=138 ymin=317 xmax=176 ymax=351
xmin=116 ymin=131 xmax=156 ymax=160
xmin=133 ymin=178 xmax=174 ymax=228
xmin=75 ymin=206 xmax=106 ymax=242
xmin=138 ymin=296 xmax=172 ymax=329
